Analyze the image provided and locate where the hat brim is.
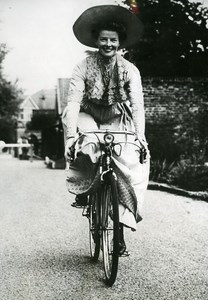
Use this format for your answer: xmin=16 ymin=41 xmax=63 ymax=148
xmin=73 ymin=5 xmax=143 ymax=49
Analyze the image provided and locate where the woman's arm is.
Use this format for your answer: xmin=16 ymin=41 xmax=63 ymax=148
xmin=128 ymin=64 xmax=145 ymax=141
xmin=62 ymin=59 xmax=86 ymax=140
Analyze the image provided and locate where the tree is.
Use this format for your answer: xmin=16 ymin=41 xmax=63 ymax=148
xmin=123 ymin=0 xmax=208 ymax=76
xmin=0 ymin=44 xmax=23 ymax=142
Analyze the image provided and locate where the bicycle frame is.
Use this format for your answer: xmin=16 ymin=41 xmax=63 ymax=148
xmin=78 ymin=130 xmax=138 ymax=286
xmin=69 ymin=130 xmax=142 ymax=286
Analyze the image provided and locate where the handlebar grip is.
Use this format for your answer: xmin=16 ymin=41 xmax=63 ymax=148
xmin=139 ymin=147 xmax=147 ymax=164
xmin=69 ymin=145 xmax=75 ymax=163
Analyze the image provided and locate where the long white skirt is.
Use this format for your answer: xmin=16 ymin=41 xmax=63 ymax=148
xmin=65 ymin=112 xmax=150 ymax=231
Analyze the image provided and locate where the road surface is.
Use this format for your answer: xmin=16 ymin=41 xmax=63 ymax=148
xmin=0 ymin=154 xmax=208 ymax=300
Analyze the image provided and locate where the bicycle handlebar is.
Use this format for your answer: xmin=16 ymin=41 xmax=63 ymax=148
xmin=74 ymin=130 xmax=141 ymax=150
xmin=81 ymin=129 xmax=136 ymax=136
xmin=68 ymin=129 xmax=148 ymax=164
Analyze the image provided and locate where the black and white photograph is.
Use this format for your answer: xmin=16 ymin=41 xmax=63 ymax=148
xmin=0 ymin=0 xmax=208 ymax=299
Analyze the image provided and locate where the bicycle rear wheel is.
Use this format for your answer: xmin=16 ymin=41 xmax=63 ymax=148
xmin=88 ymin=194 xmax=100 ymax=262
xmin=101 ymin=173 xmax=119 ymax=286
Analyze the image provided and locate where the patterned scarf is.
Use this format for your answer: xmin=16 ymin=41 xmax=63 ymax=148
xmin=83 ymin=52 xmax=128 ymax=106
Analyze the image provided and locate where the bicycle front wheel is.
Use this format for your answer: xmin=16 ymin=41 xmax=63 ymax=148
xmin=89 ymin=194 xmax=100 ymax=262
xmin=101 ymin=173 xmax=119 ymax=286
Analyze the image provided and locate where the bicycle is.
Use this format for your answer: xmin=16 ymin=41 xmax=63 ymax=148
xmin=69 ymin=129 xmax=145 ymax=286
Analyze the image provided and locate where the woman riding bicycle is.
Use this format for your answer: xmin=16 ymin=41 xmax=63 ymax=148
xmin=62 ymin=5 xmax=150 ymax=255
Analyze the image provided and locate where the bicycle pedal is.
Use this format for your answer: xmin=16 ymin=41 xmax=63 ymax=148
xmin=71 ymin=202 xmax=86 ymax=209
xmin=120 ymin=250 xmax=130 ymax=257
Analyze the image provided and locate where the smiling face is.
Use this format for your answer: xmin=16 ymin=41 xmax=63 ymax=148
xmin=96 ymin=30 xmax=120 ymax=58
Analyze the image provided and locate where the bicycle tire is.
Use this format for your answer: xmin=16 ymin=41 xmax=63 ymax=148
xmin=89 ymin=194 xmax=100 ymax=262
xmin=101 ymin=173 xmax=119 ymax=286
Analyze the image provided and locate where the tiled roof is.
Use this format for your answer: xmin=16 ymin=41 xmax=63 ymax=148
xmin=57 ymin=78 xmax=71 ymax=114
xmin=31 ymin=89 xmax=56 ymax=110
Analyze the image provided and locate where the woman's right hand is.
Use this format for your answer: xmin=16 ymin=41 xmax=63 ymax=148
xmin=64 ymin=137 xmax=75 ymax=160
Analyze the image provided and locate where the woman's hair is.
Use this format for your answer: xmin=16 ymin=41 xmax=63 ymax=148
xmin=92 ymin=22 xmax=127 ymax=43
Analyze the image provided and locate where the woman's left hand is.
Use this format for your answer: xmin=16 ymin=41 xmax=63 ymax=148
xmin=135 ymin=136 xmax=150 ymax=163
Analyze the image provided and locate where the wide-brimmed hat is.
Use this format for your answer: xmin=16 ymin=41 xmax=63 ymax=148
xmin=73 ymin=5 xmax=143 ymax=49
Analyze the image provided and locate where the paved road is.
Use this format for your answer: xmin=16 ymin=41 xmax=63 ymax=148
xmin=0 ymin=154 xmax=208 ymax=300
